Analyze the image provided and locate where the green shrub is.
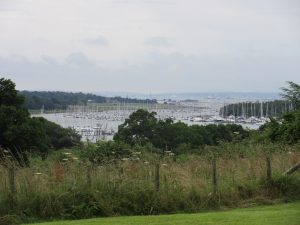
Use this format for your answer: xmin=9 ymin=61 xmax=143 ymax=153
xmin=260 ymin=174 xmax=300 ymax=199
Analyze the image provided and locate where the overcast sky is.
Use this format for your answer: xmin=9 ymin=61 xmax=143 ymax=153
xmin=0 ymin=0 xmax=299 ymax=93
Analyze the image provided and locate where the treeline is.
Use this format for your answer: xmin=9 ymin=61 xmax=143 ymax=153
xmin=113 ymin=109 xmax=300 ymax=154
xmin=21 ymin=91 xmax=157 ymax=110
xmin=219 ymin=100 xmax=293 ymax=118
xmin=114 ymin=109 xmax=249 ymax=153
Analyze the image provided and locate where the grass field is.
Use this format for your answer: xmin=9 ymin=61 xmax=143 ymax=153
xmin=1 ymin=146 xmax=300 ymax=224
xmin=28 ymin=202 xmax=300 ymax=225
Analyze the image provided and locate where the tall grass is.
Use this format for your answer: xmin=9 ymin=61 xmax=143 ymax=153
xmin=0 ymin=143 xmax=300 ymax=224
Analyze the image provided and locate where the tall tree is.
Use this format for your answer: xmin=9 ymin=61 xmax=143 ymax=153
xmin=281 ymin=81 xmax=300 ymax=110
xmin=114 ymin=109 xmax=158 ymax=146
xmin=0 ymin=78 xmax=81 ymax=164
xmin=0 ymin=78 xmax=32 ymax=165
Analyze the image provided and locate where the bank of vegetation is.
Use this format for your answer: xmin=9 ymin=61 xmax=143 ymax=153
xmin=1 ymin=142 xmax=299 ymax=225
xmin=0 ymin=78 xmax=300 ymax=225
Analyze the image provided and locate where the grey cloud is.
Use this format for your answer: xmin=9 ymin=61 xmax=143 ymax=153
xmin=41 ymin=55 xmax=58 ymax=65
xmin=82 ymin=36 xmax=109 ymax=46
xmin=144 ymin=37 xmax=173 ymax=47
xmin=1 ymin=48 xmax=299 ymax=93
xmin=112 ymin=0 xmax=163 ymax=4
xmin=65 ymin=52 xmax=94 ymax=67
xmin=120 ymin=52 xmax=300 ymax=92
xmin=0 ymin=55 xmax=106 ymax=92
xmin=1 ymin=0 xmax=299 ymax=94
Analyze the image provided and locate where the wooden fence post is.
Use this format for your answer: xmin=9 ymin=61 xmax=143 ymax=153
xmin=8 ymin=166 xmax=15 ymax=194
xmin=211 ymin=157 xmax=217 ymax=194
xmin=86 ymin=165 xmax=92 ymax=188
xmin=266 ymin=155 xmax=272 ymax=180
xmin=155 ymin=163 xmax=160 ymax=192
xmin=53 ymin=162 xmax=64 ymax=183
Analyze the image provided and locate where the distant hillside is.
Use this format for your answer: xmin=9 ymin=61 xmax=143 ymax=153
xmin=20 ymin=91 xmax=157 ymax=110
xmin=96 ymin=91 xmax=280 ymax=101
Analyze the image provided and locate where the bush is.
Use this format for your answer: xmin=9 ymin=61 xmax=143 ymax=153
xmin=261 ymin=174 xmax=300 ymax=198
xmin=0 ymin=215 xmax=21 ymax=225
xmin=80 ymin=141 xmax=131 ymax=164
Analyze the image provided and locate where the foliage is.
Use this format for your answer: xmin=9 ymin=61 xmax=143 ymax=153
xmin=224 ymin=82 xmax=300 ymax=145
xmin=80 ymin=141 xmax=131 ymax=164
xmin=0 ymin=144 xmax=300 ymax=223
xmin=0 ymin=215 xmax=21 ymax=225
xmin=32 ymin=117 xmax=81 ymax=150
xmin=259 ymin=110 xmax=300 ymax=144
xmin=281 ymin=81 xmax=300 ymax=110
xmin=0 ymin=78 xmax=82 ymax=164
xmin=0 ymin=78 xmax=25 ymax=106
xmin=0 ymin=78 xmax=34 ymax=165
xmin=279 ymin=110 xmax=300 ymax=144
xmin=114 ymin=109 xmax=158 ymax=146
xmin=114 ymin=109 xmax=249 ymax=153
xmin=261 ymin=174 xmax=300 ymax=197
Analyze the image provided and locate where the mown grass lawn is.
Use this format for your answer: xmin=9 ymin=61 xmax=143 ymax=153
xmin=28 ymin=202 xmax=300 ymax=225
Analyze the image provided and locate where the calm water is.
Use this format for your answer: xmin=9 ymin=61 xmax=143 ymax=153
xmin=36 ymin=100 xmax=261 ymax=141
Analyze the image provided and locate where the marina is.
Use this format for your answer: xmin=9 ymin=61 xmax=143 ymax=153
xmin=36 ymin=100 xmax=270 ymax=141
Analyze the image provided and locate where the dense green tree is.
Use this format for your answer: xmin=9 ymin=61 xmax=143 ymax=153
xmin=258 ymin=82 xmax=300 ymax=144
xmin=114 ymin=109 xmax=248 ymax=153
xmin=279 ymin=110 xmax=300 ymax=143
xmin=114 ymin=109 xmax=158 ymax=146
xmin=150 ymin=118 xmax=174 ymax=149
xmin=0 ymin=78 xmax=81 ymax=164
xmin=32 ymin=117 xmax=81 ymax=151
xmin=0 ymin=78 xmax=33 ymax=164
xmin=188 ymin=125 xmax=210 ymax=147
xmin=262 ymin=110 xmax=300 ymax=144
xmin=81 ymin=141 xmax=131 ymax=165
xmin=281 ymin=81 xmax=300 ymax=110
xmin=156 ymin=121 xmax=189 ymax=150
xmin=0 ymin=78 xmax=25 ymax=106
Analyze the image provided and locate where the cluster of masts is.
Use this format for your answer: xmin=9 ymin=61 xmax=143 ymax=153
xmin=190 ymin=115 xmax=269 ymax=125
xmin=220 ymin=101 xmax=294 ymax=118
xmin=74 ymin=124 xmax=116 ymax=142
xmin=39 ymin=100 xmax=293 ymax=141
